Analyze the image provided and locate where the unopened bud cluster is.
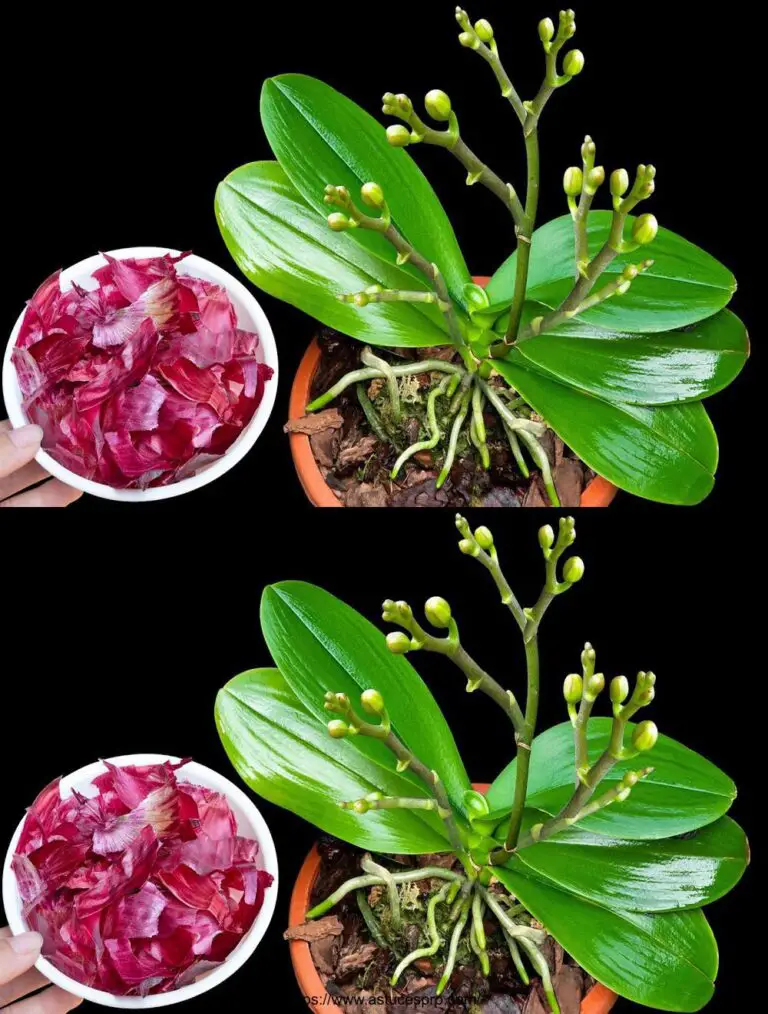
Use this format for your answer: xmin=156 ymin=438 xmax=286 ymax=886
xmin=324 ymin=688 xmax=390 ymax=740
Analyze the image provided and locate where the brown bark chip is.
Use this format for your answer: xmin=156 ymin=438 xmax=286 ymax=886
xmin=553 ymin=965 xmax=584 ymax=1014
xmin=336 ymin=941 xmax=380 ymax=977
xmin=310 ymin=936 xmax=339 ymax=977
xmin=284 ymin=408 xmax=344 ymax=435
xmin=522 ymin=477 xmax=549 ymax=507
xmin=337 ymin=434 xmax=379 ymax=470
xmin=283 ymin=915 xmax=344 ymax=942
xmin=345 ymin=482 xmax=389 ymax=507
xmin=553 ymin=459 xmax=585 ymax=508
xmin=310 ymin=429 xmax=339 ymax=469
xmin=523 ymin=985 xmax=551 ymax=1014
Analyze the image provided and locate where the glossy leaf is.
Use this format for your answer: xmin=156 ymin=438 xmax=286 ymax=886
xmin=486 ymin=719 xmax=736 ymax=840
xmin=512 ymin=814 xmax=748 ymax=913
xmin=507 ymin=309 xmax=749 ymax=406
xmin=260 ymin=582 xmax=471 ymax=815
xmin=487 ymin=212 xmax=736 ymax=332
xmin=494 ymin=358 xmax=718 ymax=505
xmin=215 ymin=668 xmax=450 ymax=853
xmin=215 ymin=161 xmax=449 ymax=347
xmin=494 ymin=865 xmax=718 ymax=1012
xmin=261 ymin=75 xmax=471 ymax=306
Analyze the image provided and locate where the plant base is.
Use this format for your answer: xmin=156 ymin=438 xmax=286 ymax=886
xmin=288 ymin=333 xmax=618 ymax=509
xmin=288 ymin=840 xmax=618 ymax=1013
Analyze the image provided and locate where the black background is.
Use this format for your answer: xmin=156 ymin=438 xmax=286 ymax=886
xmin=0 ymin=1 xmax=759 ymax=1012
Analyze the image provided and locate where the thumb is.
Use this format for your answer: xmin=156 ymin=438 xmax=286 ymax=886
xmin=0 ymin=931 xmax=43 ymax=985
xmin=0 ymin=425 xmax=43 ymax=480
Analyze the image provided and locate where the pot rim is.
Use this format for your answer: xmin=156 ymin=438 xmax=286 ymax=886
xmin=288 ymin=842 xmax=617 ymax=1013
xmin=288 ymin=338 xmax=618 ymax=508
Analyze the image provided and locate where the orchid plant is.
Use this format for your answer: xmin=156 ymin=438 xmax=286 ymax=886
xmin=216 ymin=518 xmax=747 ymax=1011
xmin=216 ymin=7 xmax=748 ymax=506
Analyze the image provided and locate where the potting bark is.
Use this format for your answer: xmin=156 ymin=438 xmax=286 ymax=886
xmin=292 ymin=330 xmax=594 ymax=507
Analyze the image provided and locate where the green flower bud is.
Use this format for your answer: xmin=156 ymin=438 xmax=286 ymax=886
xmin=622 ymin=771 xmax=640 ymax=789
xmin=366 ymin=284 xmax=385 ymax=295
xmin=610 ymin=675 xmax=630 ymax=705
xmin=353 ymin=292 xmax=370 ymax=307
xmin=459 ymin=538 xmax=479 ymax=557
xmin=361 ymin=182 xmax=385 ymax=209
xmin=386 ymin=124 xmax=412 ymax=147
xmin=396 ymin=600 xmax=412 ymax=619
xmin=361 ymin=689 xmax=386 ymax=716
xmin=381 ymin=599 xmax=396 ymax=620
xmin=563 ymin=674 xmax=584 ymax=704
xmin=352 ymin=799 xmax=371 ymax=814
xmin=328 ymin=720 xmax=350 ymax=739
xmin=632 ymin=720 xmax=659 ymax=753
xmin=459 ymin=31 xmax=479 ymax=49
xmin=638 ymin=686 xmax=656 ymax=707
xmin=581 ymin=642 xmax=596 ymax=672
xmin=474 ymin=526 xmax=494 ymax=551
xmin=623 ymin=264 xmax=640 ymax=282
xmin=425 ymin=596 xmax=452 ymax=629
xmin=586 ymin=167 xmax=605 ymax=192
xmin=327 ymin=213 xmax=351 ymax=232
xmin=539 ymin=525 xmax=555 ymax=551
xmin=366 ymin=791 xmax=384 ymax=802
xmin=615 ymin=787 xmax=632 ymax=803
xmin=586 ymin=672 xmax=605 ymax=699
xmin=425 ymin=89 xmax=453 ymax=122
xmin=474 ymin=18 xmax=494 ymax=42
xmin=563 ymin=556 xmax=585 ymax=584
xmin=395 ymin=93 xmax=413 ymax=114
xmin=563 ymin=166 xmax=584 ymax=196
xmin=538 ymin=17 xmax=555 ymax=43
xmin=611 ymin=169 xmax=630 ymax=198
xmin=386 ymin=632 xmax=412 ymax=655
xmin=581 ymin=135 xmax=596 ymax=162
xmin=632 ymin=214 xmax=659 ymax=246
xmin=560 ymin=9 xmax=576 ymax=36
xmin=563 ymin=49 xmax=585 ymax=76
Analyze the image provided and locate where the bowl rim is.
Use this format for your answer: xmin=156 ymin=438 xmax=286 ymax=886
xmin=2 ymin=753 xmax=279 ymax=1009
xmin=1 ymin=247 xmax=279 ymax=502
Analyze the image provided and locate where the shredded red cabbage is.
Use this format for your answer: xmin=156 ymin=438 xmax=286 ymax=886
xmin=13 ymin=761 xmax=273 ymax=996
xmin=12 ymin=254 xmax=273 ymax=489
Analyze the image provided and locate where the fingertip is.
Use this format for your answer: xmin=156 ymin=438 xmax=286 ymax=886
xmin=8 ymin=931 xmax=43 ymax=955
xmin=7 ymin=424 xmax=43 ymax=450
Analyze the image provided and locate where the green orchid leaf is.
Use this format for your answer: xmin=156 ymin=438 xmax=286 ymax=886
xmin=260 ymin=582 xmax=471 ymax=816
xmin=487 ymin=719 xmax=736 ymax=840
xmin=261 ymin=75 xmax=471 ymax=306
xmin=487 ymin=212 xmax=736 ymax=332
xmin=494 ymin=865 xmax=718 ymax=1012
xmin=215 ymin=161 xmax=448 ymax=348
xmin=215 ymin=668 xmax=450 ymax=853
xmin=512 ymin=814 xmax=748 ymax=913
xmin=507 ymin=309 xmax=749 ymax=406
xmin=493 ymin=358 xmax=718 ymax=505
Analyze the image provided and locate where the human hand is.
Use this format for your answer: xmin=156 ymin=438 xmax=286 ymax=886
xmin=0 ymin=928 xmax=82 ymax=1011
xmin=0 ymin=422 xmax=82 ymax=508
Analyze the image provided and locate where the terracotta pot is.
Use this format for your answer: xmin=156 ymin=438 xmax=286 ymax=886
xmin=288 ymin=783 xmax=618 ymax=1012
xmin=288 ymin=277 xmax=618 ymax=508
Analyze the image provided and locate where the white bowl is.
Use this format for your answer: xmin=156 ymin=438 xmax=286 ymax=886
xmin=2 ymin=248 xmax=279 ymax=502
xmin=2 ymin=754 xmax=279 ymax=1009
